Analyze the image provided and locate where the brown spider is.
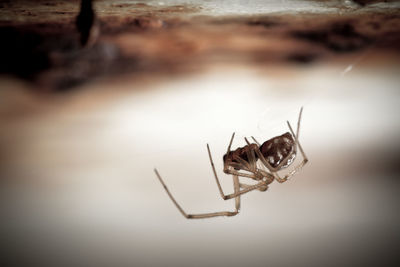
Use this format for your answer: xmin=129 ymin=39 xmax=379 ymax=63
xmin=154 ymin=107 xmax=308 ymax=219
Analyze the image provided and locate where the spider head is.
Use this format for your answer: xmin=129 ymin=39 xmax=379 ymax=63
xmin=259 ymin=132 xmax=296 ymax=170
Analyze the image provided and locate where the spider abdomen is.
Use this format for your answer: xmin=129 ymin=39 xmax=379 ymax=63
xmin=259 ymin=132 xmax=296 ymax=169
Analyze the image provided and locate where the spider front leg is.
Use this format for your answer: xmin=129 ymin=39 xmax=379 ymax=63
xmin=207 ymin=144 xmax=269 ymax=200
xmin=273 ymin=120 xmax=308 ymax=183
xmin=154 ymin=169 xmax=240 ymax=219
xmin=288 ymin=107 xmax=309 ymax=166
xmin=273 ymin=108 xmax=308 ymax=182
xmin=251 ymin=136 xmax=261 ymax=146
xmin=223 ymin=133 xmax=252 ymax=172
xmin=243 ymin=137 xmax=258 ymax=173
xmin=254 ymin=107 xmax=308 ymax=183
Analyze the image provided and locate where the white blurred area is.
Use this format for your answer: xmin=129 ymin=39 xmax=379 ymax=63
xmin=1 ymin=55 xmax=400 ymax=266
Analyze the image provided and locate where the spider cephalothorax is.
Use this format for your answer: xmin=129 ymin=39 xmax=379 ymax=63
xmin=155 ymin=108 xmax=308 ymax=219
xmin=223 ymin=143 xmax=259 ymax=170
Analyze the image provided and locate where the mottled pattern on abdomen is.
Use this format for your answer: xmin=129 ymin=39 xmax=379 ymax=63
xmin=259 ymin=132 xmax=296 ymax=169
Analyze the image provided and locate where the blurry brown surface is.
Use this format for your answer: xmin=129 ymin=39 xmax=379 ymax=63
xmin=0 ymin=1 xmax=399 ymax=91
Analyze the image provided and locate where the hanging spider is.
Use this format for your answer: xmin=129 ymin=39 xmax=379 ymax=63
xmin=154 ymin=107 xmax=308 ymax=219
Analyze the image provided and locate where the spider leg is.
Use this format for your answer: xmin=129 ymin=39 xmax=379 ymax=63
xmin=255 ymin=107 xmax=308 ymax=182
xmin=239 ymin=182 xmax=253 ymax=188
xmin=244 ymin=137 xmax=251 ymax=145
xmin=240 ymin=182 xmax=268 ymax=191
xmin=231 ymin=155 xmax=252 ymax=171
xmin=154 ymin=169 xmax=240 ymax=219
xmin=208 ymin=144 xmax=268 ymax=200
xmin=244 ymin=137 xmax=258 ymax=172
xmin=287 ymin=107 xmax=308 ymax=165
xmin=227 ymin=132 xmax=235 ymax=154
xmin=229 ymin=162 xmax=251 ymax=172
xmin=251 ymin=136 xmax=261 ymax=146
xmin=233 ymin=175 xmax=240 ymax=211
xmin=272 ymin=120 xmax=308 ymax=183
xmin=296 ymin=107 xmax=303 ymax=139
xmin=271 ymin=108 xmax=309 ymax=183
xmin=208 ymin=143 xmax=228 ymax=199
xmin=223 ymin=143 xmax=259 ymax=178
xmin=222 ymin=181 xmax=268 ymax=199
xmin=224 ymin=168 xmax=258 ymax=179
xmin=254 ymin=146 xmax=295 ymax=182
xmin=253 ymin=148 xmax=279 ymax=172
xmin=251 ymin=136 xmax=289 ymax=173
xmin=244 ymin=137 xmax=276 ymax=187
xmin=223 ymin=132 xmax=236 ymax=170
xmin=255 ymin=144 xmax=296 ymax=173
xmin=209 ymin=144 xmax=254 ymax=197
xmin=223 ymin=133 xmax=253 ymax=172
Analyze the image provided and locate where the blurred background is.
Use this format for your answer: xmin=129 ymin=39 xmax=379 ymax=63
xmin=0 ymin=1 xmax=399 ymax=266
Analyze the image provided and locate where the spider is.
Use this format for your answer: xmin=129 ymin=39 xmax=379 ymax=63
xmin=154 ymin=107 xmax=308 ymax=219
